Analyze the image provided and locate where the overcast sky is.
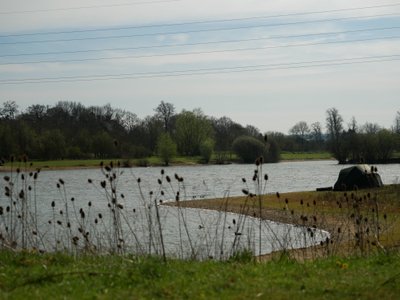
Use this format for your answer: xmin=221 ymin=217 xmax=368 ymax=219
xmin=0 ymin=0 xmax=399 ymax=133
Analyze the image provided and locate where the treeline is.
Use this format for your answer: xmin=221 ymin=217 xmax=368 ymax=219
xmin=325 ymin=108 xmax=400 ymax=164
xmin=0 ymin=101 xmax=399 ymax=164
xmin=0 ymin=101 xmax=278 ymax=164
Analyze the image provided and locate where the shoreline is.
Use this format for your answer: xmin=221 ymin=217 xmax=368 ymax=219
xmin=164 ymin=192 xmax=348 ymax=261
xmin=164 ymin=185 xmax=400 ymax=261
xmin=0 ymin=157 xmax=337 ymax=172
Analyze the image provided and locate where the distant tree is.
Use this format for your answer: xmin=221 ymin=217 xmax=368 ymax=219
xmin=394 ymin=111 xmax=400 ymax=134
xmin=289 ymin=121 xmax=310 ymax=151
xmin=199 ymin=138 xmax=214 ymax=164
xmin=326 ymin=108 xmax=346 ymax=163
xmin=245 ymin=125 xmax=262 ymax=138
xmin=289 ymin=121 xmax=310 ymax=138
xmin=139 ymin=116 xmax=164 ymax=153
xmin=0 ymin=101 xmax=18 ymax=120
xmin=157 ymin=133 xmax=177 ymax=166
xmin=0 ymin=123 xmax=18 ymax=158
xmin=92 ymin=131 xmax=115 ymax=158
xmin=376 ymin=129 xmax=397 ymax=161
xmin=174 ymin=109 xmax=213 ymax=156
xmin=232 ymin=136 xmax=267 ymax=163
xmin=348 ymin=116 xmax=358 ymax=132
xmin=39 ymin=130 xmax=66 ymax=160
xmin=310 ymin=122 xmax=324 ymax=148
xmin=265 ymin=138 xmax=280 ymax=163
xmin=362 ymin=122 xmax=381 ymax=134
xmin=154 ymin=101 xmax=175 ymax=133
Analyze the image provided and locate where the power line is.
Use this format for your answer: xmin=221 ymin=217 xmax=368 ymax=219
xmin=1 ymin=54 xmax=399 ymax=84
xmin=1 ymin=2 xmax=400 ymax=37
xmin=1 ymin=25 xmax=399 ymax=58
xmin=2 ymin=35 xmax=400 ymax=66
xmin=0 ymin=0 xmax=182 ymax=15
xmin=1 ymin=12 xmax=399 ymax=46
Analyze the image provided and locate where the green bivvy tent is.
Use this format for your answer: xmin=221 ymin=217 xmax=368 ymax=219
xmin=333 ymin=165 xmax=383 ymax=191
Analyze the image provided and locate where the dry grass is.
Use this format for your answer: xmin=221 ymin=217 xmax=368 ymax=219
xmin=169 ymin=184 xmax=400 ymax=260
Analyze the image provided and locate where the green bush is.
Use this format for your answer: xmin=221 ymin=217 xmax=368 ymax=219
xmin=232 ymin=136 xmax=267 ymax=163
xmin=157 ymin=133 xmax=177 ymax=166
xmin=200 ymin=138 xmax=214 ymax=164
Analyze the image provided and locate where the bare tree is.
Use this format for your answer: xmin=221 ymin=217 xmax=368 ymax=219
xmin=310 ymin=122 xmax=323 ymax=143
xmin=394 ymin=111 xmax=400 ymax=134
xmin=289 ymin=121 xmax=310 ymax=139
xmin=362 ymin=122 xmax=381 ymax=134
xmin=348 ymin=116 xmax=358 ymax=132
xmin=0 ymin=101 xmax=19 ymax=120
xmin=154 ymin=101 xmax=175 ymax=132
xmin=326 ymin=108 xmax=345 ymax=163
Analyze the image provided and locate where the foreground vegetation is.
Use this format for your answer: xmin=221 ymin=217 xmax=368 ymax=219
xmin=176 ymin=184 xmax=400 ymax=259
xmin=1 ymin=158 xmax=399 ymax=298
xmin=0 ymin=250 xmax=399 ymax=299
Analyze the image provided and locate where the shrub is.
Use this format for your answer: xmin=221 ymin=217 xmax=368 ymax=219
xmin=200 ymin=139 xmax=214 ymax=164
xmin=157 ymin=133 xmax=177 ymax=166
xmin=232 ymin=136 xmax=267 ymax=163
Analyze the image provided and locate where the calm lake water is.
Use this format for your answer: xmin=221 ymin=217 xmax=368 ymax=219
xmin=1 ymin=160 xmax=398 ymax=258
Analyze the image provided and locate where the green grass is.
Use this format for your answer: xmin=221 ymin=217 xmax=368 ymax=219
xmin=281 ymin=151 xmax=333 ymax=161
xmin=0 ymin=250 xmax=399 ymax=299
xmin=0 ymin=156 xmax=204 ymax=170
xmin=1 ymin=152 xmax=328 ymax=170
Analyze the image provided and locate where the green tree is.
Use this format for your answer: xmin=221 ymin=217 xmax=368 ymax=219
xmin=92 ymin=131 xmax=115 ymax=158
xmin=199 ymin=138 xmax=214 ymax=164
xmin=376 ymin=129 xmax=396 ymax=161
xmin=157 ymin=133 xmax=177 ymax=166
xmin=39 ymin=130 xmax=66 ymax=160
xmin=175 ymin=109 xmax=214 ymax=156
xmin=265 ymin=138 xmax=281 ymax=163
xmin=232 ymin=136 xmax=267 ymax=163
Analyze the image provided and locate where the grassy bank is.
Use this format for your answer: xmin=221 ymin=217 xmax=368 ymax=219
xmin=175 ymin=185 xmax=400 ymax=259
xmin=280 ymin=151 xmax=333 ymax=161
xmin=0 ymin=250 xmax=399 ymax=299
xmin=0 ymin=156 xmax=203 ymax=170
xmin=0 ymin=152 xmax=333 ymax=171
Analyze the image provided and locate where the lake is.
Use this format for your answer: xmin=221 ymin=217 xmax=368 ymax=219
xmin=1 ymin=160 xmax=398 ymax=259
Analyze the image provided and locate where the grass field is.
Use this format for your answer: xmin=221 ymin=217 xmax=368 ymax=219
xmin=280 ymin=151 xmax=333 ymax=161
xmin=0 ymin=156 xmax=203 ymax=170
xmin=0 ymin=152 xmax=333 ymax=170
xmin=0 ymin=250 xmax=399 ymax=299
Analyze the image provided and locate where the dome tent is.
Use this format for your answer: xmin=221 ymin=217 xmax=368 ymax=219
xmin=333 ymin=165 xmax=383 ymax=191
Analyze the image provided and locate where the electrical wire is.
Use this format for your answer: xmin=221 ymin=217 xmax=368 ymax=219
xmin=1 ymin=54 xmax=399 ymax=84
xmin=1 ymin=2 xmax=400 ymax=37
xmin=1 ymin=35 xmax=400 ymax=66
xmin=1 ymin=12 xmax=399 ymax=46
xmin=1 ymin=25 xmax=399 ymax=58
